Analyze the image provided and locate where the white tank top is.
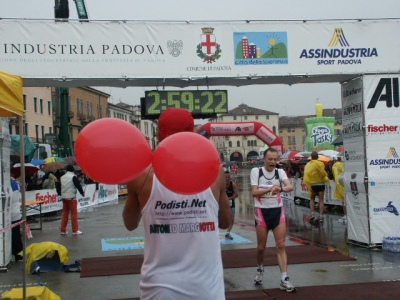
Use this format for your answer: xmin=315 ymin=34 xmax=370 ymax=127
xmin=140 ymin=175 xmax=225 ymax=300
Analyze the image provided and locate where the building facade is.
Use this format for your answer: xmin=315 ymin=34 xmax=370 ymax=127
xmin=9 ymin=87 xmax=53 ymax=143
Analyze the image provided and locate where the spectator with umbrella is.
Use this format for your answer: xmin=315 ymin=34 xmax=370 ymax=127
xmin=42 ymin=172 xmax=58 ymax=190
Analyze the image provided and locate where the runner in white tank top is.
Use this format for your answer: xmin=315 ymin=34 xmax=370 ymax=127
xmin=139 ymin=175 xmax=224 ymax=299
xmin=122 ymin=108 xmax=232 ymax=300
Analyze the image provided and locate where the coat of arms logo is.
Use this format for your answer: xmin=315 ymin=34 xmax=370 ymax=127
xmin=197 ymin=27 xmax=221 ymax=63
xmin=167 ymin=40 xmax=183 ymax=57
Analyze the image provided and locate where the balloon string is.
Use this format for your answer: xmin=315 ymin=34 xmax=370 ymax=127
xmin=137 ymin=166 xmax=153 ymax=196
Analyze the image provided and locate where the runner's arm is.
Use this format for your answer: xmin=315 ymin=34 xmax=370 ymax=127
xmin=123 ymin=180 xmax=142 ymax=231
xmin=217 ymin=167 xmax=232 ymax=229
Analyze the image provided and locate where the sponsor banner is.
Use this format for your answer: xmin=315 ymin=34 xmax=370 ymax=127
xmin=342 ymin=137 xmax=365 ymax=172
xmin=281 ymin=178 xmax=295 ymax=201
xmin=0 ymin=19 xmax=399 ymax=81
xmin=77 ymin=184 xmax=96 ymax=209
xmin=26 ymin=189 xmax=62 ymax=215
xmin=368 ymin=193 xmax=400 ymax=243
xmin=24 ymin=184 xmax=118 ymax=214
xmin=255 ymin=126 xmax=276 ymax=146
xmin=346 ymin=190 xmax=369 ymax=244
xmin=363 ymin=75 xmax=400 ymax=243
xmin=341 ymin=77 xmax=364 ymax=138
xmin=294 ymin=178 xmax=310 ymax=200
xmin=210 ymin=123 xmax=255 ymax=135
xmin=1 ymin=119 xmax=12 ymax=267
xmin=304 ymin=117 xmax=336 ymax=151
xmin=97 ymin=184 xmax=119 ymax=204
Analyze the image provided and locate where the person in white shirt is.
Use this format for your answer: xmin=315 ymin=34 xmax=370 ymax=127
xmin=250 ymin=148 xmax=296 ymax=292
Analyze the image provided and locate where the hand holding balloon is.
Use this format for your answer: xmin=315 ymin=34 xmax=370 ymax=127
xmin=152 ymin=132 xmax=220 ymax=194
xmin=75 ymin=118 xmax=152 ymax=184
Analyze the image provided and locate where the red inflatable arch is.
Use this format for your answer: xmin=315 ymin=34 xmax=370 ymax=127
xmin=196 ymin=122 xmax=284 ymax=156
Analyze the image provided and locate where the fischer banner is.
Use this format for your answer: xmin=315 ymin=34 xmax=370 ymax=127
xmin=342 ymin=75 xmax=400 ymax=246
xmin=364 ymin=75 xmax=400 ymax=244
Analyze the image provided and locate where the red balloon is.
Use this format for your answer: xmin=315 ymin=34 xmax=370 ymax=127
xmin=153 ymin=132 xmax=220 ymax=194
xmin=75 ymin=118 xmax=152 ymax=184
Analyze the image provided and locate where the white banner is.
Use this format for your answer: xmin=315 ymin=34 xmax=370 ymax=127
xmin=1 ymin=119 xmax=12 ymax=268
xmin=341 ymin=77 xmax=370 ymax=245
xmin=0 ymin=19 xmax=399 ymax=86
xmin=25 ymin=184 xmax=118 ymax=215
xmin=363 ymin=75 xmax=400 ymax=243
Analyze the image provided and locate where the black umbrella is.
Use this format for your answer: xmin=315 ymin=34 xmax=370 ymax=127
xmin=332 ymin=134 xmax=343 ymax=146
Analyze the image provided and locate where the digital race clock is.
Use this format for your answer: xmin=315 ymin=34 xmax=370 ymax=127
xmin=141 ymin=90 xmax=228 ymax=119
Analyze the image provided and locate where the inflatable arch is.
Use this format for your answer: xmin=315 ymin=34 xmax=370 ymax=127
xmin=196 ymin=122 xmax=284 ymax=157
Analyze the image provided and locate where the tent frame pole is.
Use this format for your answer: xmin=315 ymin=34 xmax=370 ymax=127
xmin=19 ymin=116 xmax=27 ymax=300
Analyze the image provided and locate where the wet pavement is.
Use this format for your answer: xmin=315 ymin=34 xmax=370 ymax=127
xmin=1 ymin=168 xmax=400 ymax=299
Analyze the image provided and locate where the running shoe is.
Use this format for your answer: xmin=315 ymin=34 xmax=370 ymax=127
xmin=309 ymin=215 xmax=315 ymax=222
xmin=254 ymin=267 xmax=264 ymax=285
xmin=73 ymin=230 xmax=83 ymax=235
xmin=60 ymin=231 xmax=68 ymax=235
xmin=319 ymin=216 xmax=324 ymax=223
xmin=225 ymin=233 xmax=233 ymax=240
xmin=280 ymin=277 xmax=296 ymax=292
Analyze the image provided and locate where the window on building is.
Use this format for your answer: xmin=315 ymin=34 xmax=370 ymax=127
xmin=273 ymin=126 xmax=276 ymax=133
xmin=49 ymin=127 xmax=52 ymax=134
xmin=86 ymin=101 xmax=90 ymax=116
xmin=35 ymin=125 xmax=39 ymax=142
xmin=266 ymin=115 xmax=269 ymax=119
xmin=41 ymin=126 xmax=45 ymax=142
xmin=229 ymin=141 xmax=232 ymax=147
xmin=68 ymin=96 xmax=71 ymax=112
xmin=24 ymin=123 xmax=28 ymax=136
xmin=254 ymin=140 xmax=257 ymax=146
xmin=255 ymin=115 xmax=258 ymax=120
xmin=40 ymin=99 xmax=43 ymax=114
xmin=244 ymin=116 xmax=247 ymax=120
xmin=98 ymin=104 xmax=102 ymax=119
xmin=23 ymin=94 xmax=27 ymax=110
xmin=9 ymin=124 xmax=12 ymax=134
xmin=247 ymin=140 xmax=250 ymax=146
xmin=48 ymin=101 xmax=51 ymax=115
xmin=144 ymin=122 xmax=149 ymax=136
xmin=81 ymin=99 xmax=84 ymax=114
xmin=292 ymin=136 xmax=296 ymax=145
xmin=237 ymin=141 xmax=240 ymax=147
xmin=233 ymin=116 xmax=237 ymax=120
xmin=89 ymin=102 xmax=93 ymax=117
xmin=288 ymin=136 xmax=292 ymax=145
xmin=76 ymin=98 xmax=80 ymax=113
xmin=34 ymin=97 xmax=37 ymax=113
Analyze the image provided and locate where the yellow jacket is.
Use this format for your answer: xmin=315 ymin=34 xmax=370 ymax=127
xmin=303 ymin=160 xmax=330 ymax=197
xmin=332 ymin=161 xmax=345 ymax=202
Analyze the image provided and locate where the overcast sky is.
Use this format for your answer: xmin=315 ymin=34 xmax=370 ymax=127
xmin=2 ymin=0 xmax=400 ymax=117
